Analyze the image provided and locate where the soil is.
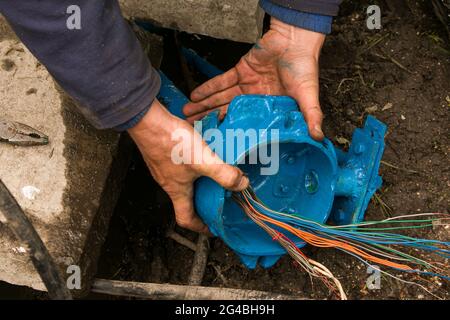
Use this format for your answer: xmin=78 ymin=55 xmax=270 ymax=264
xmin=95 ymin=0 xmax=448 ymax=300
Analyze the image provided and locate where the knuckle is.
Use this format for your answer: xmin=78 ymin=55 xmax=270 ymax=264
xmin=175 ymin=216 xmax=192 ymax=229
xmin=318 ymin=110 xmax=324 ymax=121
xmin=303 ymin=105 xmax=323 ymax=119
xmin=223 ymin=169 xmax=241 ymax=189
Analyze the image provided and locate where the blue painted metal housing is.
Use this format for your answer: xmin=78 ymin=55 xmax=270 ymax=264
xmin=193 ymin=96 xmax=387 ymax=268
xmin=157 ymin=49 xmax=387 ymax=269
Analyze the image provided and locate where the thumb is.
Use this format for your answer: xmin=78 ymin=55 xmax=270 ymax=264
xmin=290 ymin=70 xmax=324 ymax=141
xmin=206 ymin=163 xmax=249 ymax=191
xmin=195 ymin=143 xmax=249 ymax=192
xmin=294 ymin=85 xmax=324 ymax=141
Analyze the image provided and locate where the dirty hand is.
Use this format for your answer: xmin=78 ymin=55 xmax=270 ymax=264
xmin=183 ymin=18 xmax=326 ymax=141
xmin=128 ymin=99 xmax=249 ymax=234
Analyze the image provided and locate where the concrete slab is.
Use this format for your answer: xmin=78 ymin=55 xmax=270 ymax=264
xmin=0 ymin=18 xmax=131 ymax=296
xmin=119 ymin=0 xmax=264 ymax=43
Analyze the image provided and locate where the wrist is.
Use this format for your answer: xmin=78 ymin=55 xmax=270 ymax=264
xmin=270 ymin=17 xmax=326 ymax=59
xmin=259 ymin=0 xmax=333 ymax=35
xmin=128 ymin=99 xmax=175 ymax=144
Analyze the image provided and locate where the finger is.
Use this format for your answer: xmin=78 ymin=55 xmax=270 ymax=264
xmin=292 ymin=82 xmax=324 ymax=141
xmin=183 ymin=86 xmax=241 ymax=117
xmin=218 ymin=105 xmax=229 ymax=121
xmin=190 ymin=68 xmax=239 ymax=102
xmin=186 ymin=105 xmax=228 ymax=125
xmin=194 ymin=145 xmax=249 ymax=192
xmin=171 ymin=189 xmax=210 ymax=234
xmin=203 ymin=163 xmax=249 ymax=191
xmin=186 ymin=110 xmax=213 ymax=124
xmin=200 ymin=163 xmax=250 ymax=191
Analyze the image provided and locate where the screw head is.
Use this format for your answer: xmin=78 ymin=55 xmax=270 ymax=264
xmin=280 ymin=184 xmax=290 ymax=193
xmin=305 ymin=171 xmax=319 ymax=194
xmin=286 ymin=207 xmax=296 ymax=215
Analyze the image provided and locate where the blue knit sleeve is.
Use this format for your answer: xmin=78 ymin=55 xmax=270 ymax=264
xmin=259 ymin=0 xmax=333 ymax=34
xmin=0 ymin=0 xmax=161 ymax=131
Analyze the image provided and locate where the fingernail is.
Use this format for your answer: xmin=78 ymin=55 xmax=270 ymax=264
xmin=314 ymin=125 xmax=323 ymax=135
xmin=237 ymin=175 xmax=250 ymax=191
xmin=314 ymin=125 xmax=324 ymax=139
xmin=182 ymin=106 xmax=189 ymax=116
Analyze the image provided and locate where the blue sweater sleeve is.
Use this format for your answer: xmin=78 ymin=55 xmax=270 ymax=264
xmin=259 ymin=0 xmax=333 ymax=34
xmin=0 ymin=0 xmax=160 ymax=131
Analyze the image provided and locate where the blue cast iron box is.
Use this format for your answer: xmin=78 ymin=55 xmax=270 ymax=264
xmin=192 ymin=95 xmax=387 ymax=268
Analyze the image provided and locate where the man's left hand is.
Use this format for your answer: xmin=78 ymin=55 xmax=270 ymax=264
xmin=182 ymin=18 xmax=326 ymax=141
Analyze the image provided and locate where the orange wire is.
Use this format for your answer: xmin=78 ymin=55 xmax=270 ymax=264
xmin=241 ymin=192 xmax=414 ymax=271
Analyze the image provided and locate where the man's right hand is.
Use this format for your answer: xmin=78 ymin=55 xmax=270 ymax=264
xmin=128 ymin=99 xmax=249 ymax=234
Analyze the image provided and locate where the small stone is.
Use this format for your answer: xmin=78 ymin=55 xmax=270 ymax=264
xmin=12 ymin=247 xmax=27 ymax=254
xmin=336 ymin=136 xmax=350 ymax=146
xmin=365 ymin=105 xmax=378 ymax=114
xmin=382 ymin=102 xmax=393 ymax=111
xmin=21 ymin=186 xmax=41 ymax=200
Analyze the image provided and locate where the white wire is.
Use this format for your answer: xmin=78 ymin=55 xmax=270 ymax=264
xmin=238 ymin=196 xmax=347 ymax=300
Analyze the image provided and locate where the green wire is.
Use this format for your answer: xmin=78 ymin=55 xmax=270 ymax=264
xmin=337 ymin=223 xmax=435 ymax=232
xmin=331 ymin=219 xmax=439 ymax=229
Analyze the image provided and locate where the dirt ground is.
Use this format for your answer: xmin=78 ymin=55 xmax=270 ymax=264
xmin=93 ymin=0 xmax=450 ymax=300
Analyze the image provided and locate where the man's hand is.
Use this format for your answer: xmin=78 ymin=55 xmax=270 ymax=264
xmin=128 ymin=99 xmax=249 ymax=234
xmin=183 ymin=18 xmax=326 ymax=141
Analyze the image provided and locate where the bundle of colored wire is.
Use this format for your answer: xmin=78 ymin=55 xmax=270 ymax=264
xmin=233 ymin=187 xmax=450 ymax=298
xmin=234 ymin=193 xmax=347 ymax=299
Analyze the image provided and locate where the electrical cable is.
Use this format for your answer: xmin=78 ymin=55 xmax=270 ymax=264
xmin=0 ymin=179 xmax=72 ymax=300
xmin=233 ymin=186 xmax=449 ymax=299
